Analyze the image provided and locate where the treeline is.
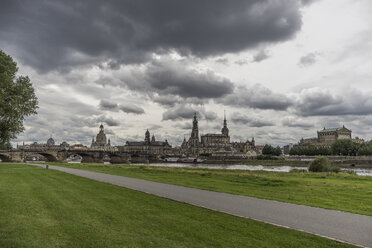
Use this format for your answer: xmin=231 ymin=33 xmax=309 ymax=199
xmin=289 ymin=145 xmax=331 ymax=156
xmin=290 ymin=139 xmax=372 ymax=156
xmin=262 ymin=144 xmax=282 ymax=156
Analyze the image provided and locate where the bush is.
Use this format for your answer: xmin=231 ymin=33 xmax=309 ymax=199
xmin=345 ymin=170 xmax=357 ymax=175
xmin=308 ymin=157 xmax=340 ymax=173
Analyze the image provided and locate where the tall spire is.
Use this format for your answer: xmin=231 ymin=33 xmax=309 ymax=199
xmin=221 ymin=111 xmax=229 ymax=136
xmin=191 ymin=112 xmax=199 ymax=139
xmin=145 ymin=129 xmax=150 ymax=144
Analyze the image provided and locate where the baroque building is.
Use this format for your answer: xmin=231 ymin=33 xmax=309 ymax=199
xmin=123 ymin=130 xmax=171 ymax=155
xmin=17 ymin=136 xmax=69 ymax=150
xmin=182 ymin=113 xmax=255 ymax=156
xmin=296 ymin=126 xmax=364 ymax=148
xmin=91 ymin=124 xmax=112 ymax=149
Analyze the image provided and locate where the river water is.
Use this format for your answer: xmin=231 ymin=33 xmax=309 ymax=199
xmin=134 ymin=163 xmax=372 ymax=177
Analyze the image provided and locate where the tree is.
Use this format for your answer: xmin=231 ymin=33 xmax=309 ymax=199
xmin=262 ymin=144 xmax=282 ymax=156
xmin=357 ymin=141 xmax=372 ymax=156
xmin=0 ymin=50 xmax=38 ymax=149
xmin=331 ymin=139 xmax=359 ymax=156
xmin=262 ymin=144 xmax=274 ymax=155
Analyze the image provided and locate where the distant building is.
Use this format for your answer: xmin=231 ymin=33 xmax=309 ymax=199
xmin=182 ymin=113 xmax=256 ymax=156
xmin=17 ymin=136 xmax=69 ymax=150
xmin=123 ymin=130 xmax=171 ymax=155
xmin=200 ymin=114 xmax=230 ymax=149
xmin=254 ymin=145 xmax=265 ymax=155
xmin=296 ymin=126 xmax=364 ymax=148
xmin=231 ymin=139 xmax=255 ymax=153
xmin=70 ymin=144 xmax=88 ymax=151
xmin=91 ymin=124 xmax=114 ymax=149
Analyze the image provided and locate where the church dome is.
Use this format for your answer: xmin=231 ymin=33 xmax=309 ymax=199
xmin=47 ymin=137 xmax=55 ymax=146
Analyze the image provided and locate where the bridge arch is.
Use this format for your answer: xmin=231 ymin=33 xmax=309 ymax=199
xmin=0 ymin=154 xmax=12 ymax=162
xmin=24 ymin=153 xmax=58 ymax=162
xmin=68 ymin=152 xmax=95 ymax=163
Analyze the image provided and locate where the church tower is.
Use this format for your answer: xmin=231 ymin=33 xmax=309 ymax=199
xmin=188 ymin=112 xmax=199 ymax=155
xmin=92 ymin=124 xmax=108 ymax=147
xmin=221 ymin=111 xmax=229 ymax=136
xmin=145 ymin=130 xmax=150 ymax=145
xmin=191 ymin=112 xmax=199 ymax=139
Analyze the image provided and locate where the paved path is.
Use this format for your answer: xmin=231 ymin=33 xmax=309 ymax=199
xmin=31 ymin=164 xmax=372 ymax=247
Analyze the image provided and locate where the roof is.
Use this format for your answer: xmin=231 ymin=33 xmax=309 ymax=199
xmin=202 ymin=134 xmax=226 ymax=137
xmin=318 ymin=127 xmax=350 ymax=133
xmin=126 ymin=141 xmax=169 ymax=146
xmin=126 ymin=141 xmax=145 ymax=146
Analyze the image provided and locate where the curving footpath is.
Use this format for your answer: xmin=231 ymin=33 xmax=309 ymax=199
xmin=31 ymin=163 xmax=372 ymax=247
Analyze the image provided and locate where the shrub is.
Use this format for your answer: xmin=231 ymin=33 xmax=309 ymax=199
xmin=308 ymin=157 xmax=340 ymax=173
xmin=329 ymin=165 xmax=341 ymax=173
xmin=309 ymin=157 xmax=330 ymax=172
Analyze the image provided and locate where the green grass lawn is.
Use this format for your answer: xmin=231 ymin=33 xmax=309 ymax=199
xmin=0 ymin=163 xmax=355 ymax=248
xmin=49 ymin=162 xmax=372 ymax=216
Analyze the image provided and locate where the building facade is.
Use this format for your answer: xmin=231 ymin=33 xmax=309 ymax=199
xmin=296 ymin=126 xmax=363 ymax=148
xmin=91 ymin=124 xmax=111 ymax=148
xmin=123 ymin=130 xmax=171 ymax=155
xmin=17 ymin=137 xmax=69 ymax=150
xmin=182 ymin=113 xmax=255 ymax=156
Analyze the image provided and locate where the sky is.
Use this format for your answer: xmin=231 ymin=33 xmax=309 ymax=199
xmin=1 ymin=0 xmax=372 ymax=147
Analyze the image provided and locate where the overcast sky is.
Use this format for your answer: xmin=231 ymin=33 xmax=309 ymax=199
xmin=1 ymin=0 xmax=372 ymax=147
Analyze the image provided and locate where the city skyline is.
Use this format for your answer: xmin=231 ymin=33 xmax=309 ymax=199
xmin=1 ymin=0 xmax=372 ymax=146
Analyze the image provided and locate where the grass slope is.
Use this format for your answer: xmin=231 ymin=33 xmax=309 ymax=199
xmin=50 ymin=162 xmax=372 ymax=216
xmin=0 ymin=163 xmax=354 ymax=248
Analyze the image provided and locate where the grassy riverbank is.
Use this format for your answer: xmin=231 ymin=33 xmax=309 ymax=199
xmin=0 ymin=163 xmax=354 ymax=248
xmin=49 ymin=162 xmax=372 ymax=216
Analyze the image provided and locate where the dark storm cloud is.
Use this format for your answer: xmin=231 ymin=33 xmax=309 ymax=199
xmin=162 ymin=104 xmax=217 ymax=121
xmin=98 ymin=100 xmax=144 ymax=114
xmin=295 ymin=88 xmax=372 ymax=116
xmin=96 ymin=115 xmax=120 ymax=127
xmin=119 ymin=104 xmax=145 ymax=115
xmin=99 ymin=100 xmax=118 ymax=111
xmin=282 ymin=118 xmax=313 ymax=128
xmin=231 ymin=113 xmax=274 ymax=127
xmin=152 ymin=95 xmax=182 ymax=107
xmin=1 ymin=0 xmax=310 ymax=72
xmin=123 ymin=58 xmax=234 ymax=99
xmin=220 ymin=85 xmax=293 ymax=110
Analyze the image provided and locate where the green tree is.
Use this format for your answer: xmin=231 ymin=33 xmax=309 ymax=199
xmin=0 ymin=50 xmax=38 ymax=149
xmin=262 ymin=144 xmax=282 ymax=156
xmin=262 ymin=144 xmax=274 ymax=155
xmin=357 ymin=141 xmax=372 ymax=156
xmin=273 ymin=146 xmax=282 ymax=156
xmin=331 ymin=139 xmax=359 ymax=156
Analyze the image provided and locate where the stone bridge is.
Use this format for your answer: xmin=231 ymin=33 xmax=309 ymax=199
xmin=0 ymin=149 xmax=134 ymax=163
